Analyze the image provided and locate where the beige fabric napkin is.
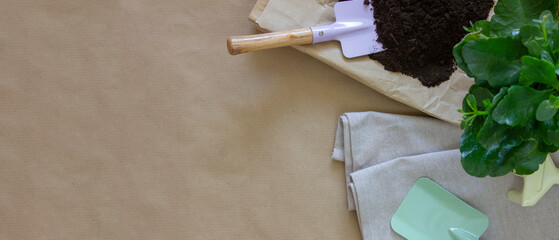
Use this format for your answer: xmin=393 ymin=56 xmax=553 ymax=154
xmin=332 ymin=112 xmax=462 ymax=210
xmin=333 ymin=112 xmax=559 ymax=240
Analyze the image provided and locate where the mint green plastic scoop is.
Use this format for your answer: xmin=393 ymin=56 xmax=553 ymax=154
xmin=391 ymin=178 xmax=489 ymax=240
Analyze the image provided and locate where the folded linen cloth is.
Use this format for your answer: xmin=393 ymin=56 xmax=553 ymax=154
xmin=332 ymin=112 xmax=559 ymax=240
xmin=332 ymin=112 xmax=462 ymax=210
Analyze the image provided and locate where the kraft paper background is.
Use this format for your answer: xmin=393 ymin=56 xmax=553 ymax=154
xmin=0 ymin=0 xmax=424 ymax=239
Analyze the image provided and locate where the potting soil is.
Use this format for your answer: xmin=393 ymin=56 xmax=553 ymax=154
xmin=367 ymin=0 xmax=494 ymax=87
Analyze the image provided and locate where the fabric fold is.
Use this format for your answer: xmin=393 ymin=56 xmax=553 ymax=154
xmin=331 ymin=111 xmax=461 ymax=210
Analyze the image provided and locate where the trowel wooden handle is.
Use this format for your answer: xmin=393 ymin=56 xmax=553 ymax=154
xmin=227 ymin=28 xmax=313 ymax=55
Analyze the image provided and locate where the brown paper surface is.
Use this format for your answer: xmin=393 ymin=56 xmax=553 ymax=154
xmin=0 ymin=0 xmax=423 ymax=239
xmin=249 ymin=0 xmax=489 ymax=125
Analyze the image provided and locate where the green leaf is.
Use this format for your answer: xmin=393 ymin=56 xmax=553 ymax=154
xmin=477 ymin=115 xmax=511 ymax=150
xmin=519 ymin=56 xmax=559 ymax=88
xmin=538 ymin=10 xmax=556 ymax=36
xmin=462 ymin=94 xmax=478 ymax=112
xmin=460 ymin=118 xmax=469 ymax=129
xmin=475 ymin=88 xmax=517 ymax=150
xmin=473 ymin=20 xmax=492 ymax=35
xmin=490 ymin=0 xmax=558 ymax=36
xmin=536 ymin=100 xmax=558 ymax=121
xmin=478 ymin=117 xmax=532 ymax=151
xmin=454 ymin=41 xmax=475 ymax=77
xmin=469 ymin=84 xmax=494 ymax=108
xmin=539 ymin=142 xmax=559 ymax=152
xmin=551 ymin=24 xmax=559 ymax=52
xmin=518 ymin=25 xmax=548 ymax=58
xmin=490 ymin=87 xmax=509 ymax=112
xmin=474 ymin=78 xmax=491 ymax=87
xmin=483 ymin=99 xmax=492 ymax=108
xmin=459 ymin=85 xmax=498 ymax=129
xmin=453 ymin=21 xmax=492 ymax=77
xmin=462 ymin=37 xmax=527 ymax=88
xmin=487 ymin=149 xmax=518 ymax=177
xmin=514 ymin=159 xmax=544 ymax=175
xmin=492 ymin=86 xmax=552 ymax=126
xmin=509 ymin=140 xmax=547 ymax=175
xmin=518 ymin=11 xmax=558 ymax=61
xmin=524 ymin=40 xmax=547 ymax=59
xmin=540 ymin=127 xmax=559 ymax=146
xmin=509 ymin=123 xmax=535 ymax=145
xmin=541 ymin=49 xmax=555 ymax=63
xmin=460 ymin=118 xmax=494 ymax=177
xmin=519 ymin=24 xmax=543 ymax=45
xmin=460 ymin=116 xmax=539 ymax=177
xmin=538 ymin=115 xmax=559 ymax=146
xmin=550 ymin=95 xmax=559 ymax=106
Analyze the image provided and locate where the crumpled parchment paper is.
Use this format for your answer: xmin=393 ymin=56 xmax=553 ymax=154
xmin=249 ymin=0 xmax=484 ymax=125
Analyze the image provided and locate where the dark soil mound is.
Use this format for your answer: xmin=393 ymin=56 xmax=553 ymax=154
xmin=367 ymin=0 xmax=494 ymax=87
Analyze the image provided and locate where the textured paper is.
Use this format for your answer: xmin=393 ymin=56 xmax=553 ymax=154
xmin=333 ymin=112 xmax=559 ymax=240
xmin=249 ymin=0 xmax=492 ymax=125
xmin=0 ymin=1 xmax=428 ymax=239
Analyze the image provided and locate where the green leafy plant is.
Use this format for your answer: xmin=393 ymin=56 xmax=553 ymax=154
xmin=453 ymin=0 xmax=559 ymax=177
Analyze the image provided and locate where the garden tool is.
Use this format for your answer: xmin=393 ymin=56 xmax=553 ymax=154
xmin=227 ymin=0 xmax=383 ymax=58
xmin=391 ymin=178 xmax=489 ymax=240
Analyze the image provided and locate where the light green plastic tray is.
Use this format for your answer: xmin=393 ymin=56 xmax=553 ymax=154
xmin=391 ymin=178 xmax=489 ymax=240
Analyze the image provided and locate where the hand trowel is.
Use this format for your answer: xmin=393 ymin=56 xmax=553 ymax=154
xmin=391 ymin=178 xmax=489 ymax=240
xmin=227 ymin=0 xmax=383 ymax=58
